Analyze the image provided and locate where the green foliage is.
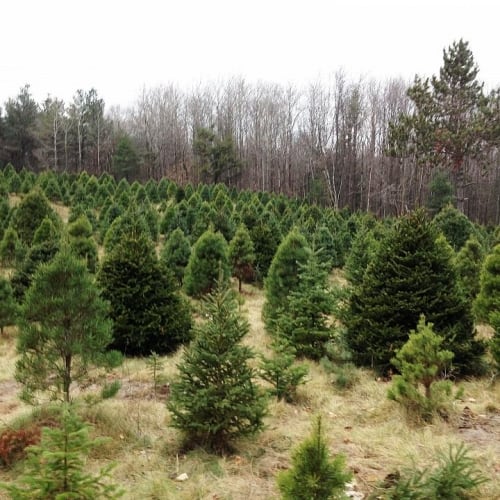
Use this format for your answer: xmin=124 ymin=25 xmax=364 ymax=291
xmin=249 ymin=213 xmax=282 ymax=281
xmin=427 ymin=169 xmax=454 ymax=214
xmin=474 ymin=244 xmax=500 ymax=322
xmin=98 ymin=227 xmax=192 ymax=356
xmin=274 ymin=249 xmax=333 ymax=359
xmin=184 ymin=228 xmax=230 ymax=297
xmin=346 ymin=210 xmax=484 ymax=375
xmin=31 ymin=216 xmax=61 ymax=246
xmin=376 ymin=443 xmax=488 ymax=499
xmin=112 ymin=134 xmax=139 ymax=181
xmin=16 ymin=250 xmax=118 ymax=403
xmin=103 ymin=206 xmax=151 ymax=253
xmin=387 ymin=316 xmax=455 ymax=423
xmin=263 ymin=229 xmax=310 ymax=331
xmin=228 ymin=223 xmax=255 ymax=292
xmin=454 ymin=236 xmax=483 ymax=301
xmin=168 ymin=280 xmax=267 ymax=454
xmin=277 ymin=416 xmax=352 ymax=500
xmin=0 ymin=277 xmax=18 ymax=335
xmin=259 ymin=338 xmax=308 ymax=403
xmin=193 ymin=127 xmax=241 ymax=185
xmin=0 ymin=406 xmax=124 ymax=499
xmin=432 ymin=204 xmax=476 ymax=251
xmin=11 ymin=188 xmax=61 ymax=246
xmin=146 ymin=351 xmax=164 ymax=398
xmin=0 ymin=226 xmax=24 ymax=267
xmin=100 ymin=380 xmax=122 ymax=400
xmin=160 ymin=227 xmax=191 ymax=286
xmin=344 ymin=226 xmax=380 ymax=286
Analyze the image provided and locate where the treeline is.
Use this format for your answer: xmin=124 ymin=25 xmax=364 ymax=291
xmin=0 ymin=41 xmax=499 ymax=223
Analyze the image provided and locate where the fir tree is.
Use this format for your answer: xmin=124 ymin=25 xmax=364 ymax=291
xmin=160 ymin=227 xmax=191 ymax=287
xmin=168 ymin=280 xmax=266 ymax=454
xmin=16 ymin=250 xmax=119 ymax=403
xmin=263 ymin=229 xmax=310 ymax=331
xmin=455 ymin=236 xmax=484 ymax=302
xmin=184 ymin=227 xmax=230 ymax=297
xmin=0 ymin=406 xmax=123 ymax=499
xmin=0 ymin=226 xmax=23 ymax=267
xmin=11 ymin=188 xmax=61 ymax=246
xmin=228 ymin=223 xmax=255 ymax=292
xmin=275 ymin=249 xmax=334 ymax=359
xmin=345 ymin=210 xmax=484 ymax=375
xmin=31 ymin=216 xmax=61 ymax=246
xmin=259 ymin=338 xmax=308 ymax=403
xmin=277 ymin=416 xmax=352 ymax=500
xmin=98 ymin=227 xmax=192 ymax=356
xmin=344 ymin=226 xmax=380 ymax=287
xmin=432 ymin=204 xmax=476 ymax=251
xmin=0 ymin=277 xmax=18 ymax=335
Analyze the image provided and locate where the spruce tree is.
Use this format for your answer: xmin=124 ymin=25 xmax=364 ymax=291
xmin=263 ymin=229 xmax=310 ymax=332
xmin=277 ymin=416 xmax=352 ymax=500
xmin=98 ymin=226 xmax=192 ymax=356
xmin=168 ymin=280 xmax=266 ymax=454
xmin=345 ymin=210 xmax=484 ymax=375
xmin=184 ymin=227 xmax=230 ymax=297
xmin=0 ymin=406 xmax=123 ymax=499
xmin=160 ymin=227 xmax=191 ymax=286
xmin=0 ymin=277 xmax=18 ymax=335
xmin=16 ymin=250 xmax=118 ymax=403
xmin=228 ymin=223 xmax=255 ymax=292
xmin=275 ymin=249 xmax=334 ymax=359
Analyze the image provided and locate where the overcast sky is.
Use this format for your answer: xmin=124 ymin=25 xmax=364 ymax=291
xmin=2 ymin=0 xmax=499 ymax=109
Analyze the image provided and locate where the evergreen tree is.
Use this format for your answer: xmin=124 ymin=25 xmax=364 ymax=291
xmin=388 ymin=316 xmax=455 ymax=423
xmin=0 ymin=276 xmax=18 ymax=335
xmin=16 ymin=250 xmax=118 ymax=403
xmin=275 ymin=249 xmax=334 ymax=359
xmin=388 ymin=40 xmax=498 ymax=213
xmin=344 ymin=226 xmax=380 ymax=286
xmin=1 ymin=406 xmax=123 ymax=499
xmin=277 ymin=416 xmax=352 ymax=500
xmin=228 ymin=223 xmax=255 ymax=292
xmin=160 ymin=227 xmax=191 ymax=286
xmin=68 ymin=215 xmax=99 ymax=273
xmin=426 ymin=169 xmax=454 ymax=214
xmin=168 ymin=280 xmax=266 ymax=453
xmin=455 ymin=236 xmax=484 ymax=301
xmin=474 ymin=244 xmax=500 ymax=370
xmin=31 ymin=216 xmax=61 ymax=246
xmin=263 ymin=229 xmax=310 ymax=332
xmin=11 ymin=188 xmax=61 ymax=246
xmin=345 ymin=210 xmax=484 ymax=375
xmin=259 ymin=338 xmax=308 ymax=403
xmin=112 ymin=134 xmax=139 ymax=181
xmin=184 ymin=228 xmax=230 ymax=297
xmin=98 ymin=227 xmax=192 ymax=356
xmin=0 ymin=226 xmax=23 ymax=267
xmin=432 ymin=204 xmax=475 ymax=251
xmin=249 ymin=213 xmax=282 ymax=281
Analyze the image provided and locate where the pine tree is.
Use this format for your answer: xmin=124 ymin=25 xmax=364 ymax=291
xmin=0 ymin=277 xmax=18 ymax=335
xmin=388 ymin=316 xmax=455 ymax=423
xmin=168 ymin=280 xmax=266 ymax=454
xmin=98 ymin=227 xmax=192 ymax=356
xmin=160 ymin=227 xmax=191 ymax=286
xmin=426 ymin=169 xmax=454 ymax=214
xmin=275 ymin=249 xmax=334 ymax=359
xmin=345 ymin=210 xmax=484 ymax=375
xmin=263 ymin=229 xmax=310 ymax=331
xmin=1 ymin=406 xmax=123 ymax=499
xmin=455 ymin=236 xmax=484 ymax=301
xmin=277 ymin=416 xmax=352 ymax=500
xmin=184 ymin=227 xmax=230 ymax=297
xmin=228 ymin=223 xmax=255 ymax=292
xmin=16 ymin=250 xmax=119 ymax=403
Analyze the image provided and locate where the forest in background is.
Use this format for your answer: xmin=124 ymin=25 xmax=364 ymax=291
xmin=0 ymin=40 xmax=499 ymax=223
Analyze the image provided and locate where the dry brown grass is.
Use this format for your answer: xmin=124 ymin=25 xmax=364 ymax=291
xmin=0 ymin=286 xmax=499 ymax=499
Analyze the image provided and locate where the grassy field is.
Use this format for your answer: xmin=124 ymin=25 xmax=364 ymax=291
xmin=0 ymin=283 xmax=499 ymax=499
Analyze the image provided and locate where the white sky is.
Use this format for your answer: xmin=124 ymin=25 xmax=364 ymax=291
xmin=1 ymin=0 xmax=499 ymax=109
